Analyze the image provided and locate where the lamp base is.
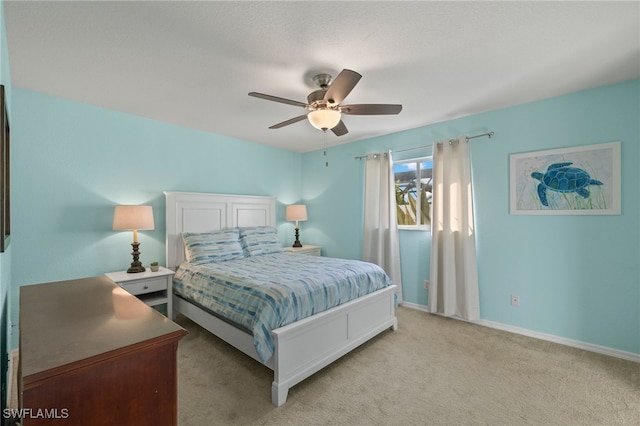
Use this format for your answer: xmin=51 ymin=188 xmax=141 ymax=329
xmin=127 ymin=263 xmax=146 ymax=273
xmin=126 ymin=242 xmax=146 ymax=273
xmin=292 ymin=228 xmax=302 ymax=248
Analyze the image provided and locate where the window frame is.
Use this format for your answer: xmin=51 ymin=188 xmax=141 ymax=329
xmin=393 ymin=155 xmax=433 ymax=231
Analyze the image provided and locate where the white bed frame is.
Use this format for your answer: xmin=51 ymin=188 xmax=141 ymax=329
xmin=165 ymin=191 xmax=397 ymax=406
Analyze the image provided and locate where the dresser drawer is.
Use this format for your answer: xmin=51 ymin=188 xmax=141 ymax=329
xmin=120 ymin=277 xmax=167 ymax=296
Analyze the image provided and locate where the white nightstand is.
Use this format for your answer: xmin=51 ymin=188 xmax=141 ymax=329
xmin=284 ymin=245 xmax=322 ymax=256
xmin=105 ymin=266 xmax=174 ymax=316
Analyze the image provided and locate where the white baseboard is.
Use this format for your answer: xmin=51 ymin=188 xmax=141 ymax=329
xmin=399 ymin=303 xmax=639 ymax=363
xmin=399 ymin=301 xmax=430 ymax=312
xmin=475 ymin=319 xmax=640 ymax=363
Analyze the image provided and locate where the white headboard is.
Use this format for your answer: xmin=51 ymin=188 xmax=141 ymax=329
xmin=164 ymin=191 xmax=276 ymax=269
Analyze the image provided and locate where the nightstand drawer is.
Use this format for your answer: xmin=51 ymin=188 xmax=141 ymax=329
xmin=105 ymin=267 xmax=174 ymax=315
xmin=121 ymin=277 xmax=167 ymax=296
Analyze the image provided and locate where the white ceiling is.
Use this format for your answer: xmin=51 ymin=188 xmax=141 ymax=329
xmin=4 ymin=1 xmax=639 ymax=153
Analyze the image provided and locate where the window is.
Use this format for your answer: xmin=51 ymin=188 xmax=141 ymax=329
xmin=393 ymin=157 xmax=433 ymax=230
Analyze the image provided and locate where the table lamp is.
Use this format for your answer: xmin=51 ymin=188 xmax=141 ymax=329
xmin=286 ymin=204 xmax=307 ymax=248
xmin=113 ymin=205 xmax=155 ymax=273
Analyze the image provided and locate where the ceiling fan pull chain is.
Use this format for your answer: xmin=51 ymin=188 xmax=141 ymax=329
xmin=323 ymin=130 xmax=329 ymax=167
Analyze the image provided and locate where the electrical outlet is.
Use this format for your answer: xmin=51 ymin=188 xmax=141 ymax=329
xmin=424 ymin=280 xmax=429 ymax=289
xmin=511 ymin=294 xmax=520 ymax=306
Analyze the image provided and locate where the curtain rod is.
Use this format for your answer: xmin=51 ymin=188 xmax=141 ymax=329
xmin=354 ymin=130 xmax=495 ymax=159
xmin=465 ymin=131 xmax=495 ymax=141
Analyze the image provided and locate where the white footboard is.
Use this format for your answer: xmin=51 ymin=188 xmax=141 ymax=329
xmin=270 ymin=285 xmax=397 ymax=406
xmin=174 ymin=285 xmax=397 ymax=406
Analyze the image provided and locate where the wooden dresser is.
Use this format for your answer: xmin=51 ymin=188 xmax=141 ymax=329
xmin=19 ymin=276 xmax=187 ymax=425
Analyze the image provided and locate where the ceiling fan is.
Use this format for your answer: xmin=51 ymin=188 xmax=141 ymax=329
xmin=248 ymin=69 xmax=402 ymax=136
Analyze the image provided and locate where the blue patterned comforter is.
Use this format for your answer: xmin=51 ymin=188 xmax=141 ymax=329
xmin=173 ymin=253 xmax=393 ymax=362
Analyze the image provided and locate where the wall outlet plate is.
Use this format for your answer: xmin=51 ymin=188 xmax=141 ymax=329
xmin=511 ymin=294 xmax=520 ymax=306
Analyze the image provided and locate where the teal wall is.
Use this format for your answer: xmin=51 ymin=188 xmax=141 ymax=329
xmin=10 ymin=89 xmax=303 ymax=347
xmin=301 ymin=79 xmax=639 ymax=354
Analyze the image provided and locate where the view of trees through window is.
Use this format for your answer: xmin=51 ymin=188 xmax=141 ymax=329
xmin=393 ymin=157 xmax=433 ymax=228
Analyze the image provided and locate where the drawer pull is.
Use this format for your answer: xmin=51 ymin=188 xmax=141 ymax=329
xmin=143 ymin=285 xmax=149 ymax=290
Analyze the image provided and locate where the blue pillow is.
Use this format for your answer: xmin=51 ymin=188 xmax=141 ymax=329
xmin=239 ymin=226 xmax=283 ymax=257
xmin=182 ymin=229 xmax=244 ymax=264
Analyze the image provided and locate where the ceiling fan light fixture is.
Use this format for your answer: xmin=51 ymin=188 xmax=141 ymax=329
xmin=308 ymin=109 xmax=341 ymax=131
xmin=250 ymin=69 xmax=401 ymax=137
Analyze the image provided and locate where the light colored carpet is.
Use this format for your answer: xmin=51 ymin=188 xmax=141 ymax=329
xmin=176 ymin=307 xmax=639 ymax=425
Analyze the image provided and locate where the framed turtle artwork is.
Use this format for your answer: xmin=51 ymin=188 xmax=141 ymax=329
xmin=510 ymin=141 xmax=621 ymax=215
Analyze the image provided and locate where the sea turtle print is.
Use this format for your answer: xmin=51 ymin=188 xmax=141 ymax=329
xmin=531 ymin=162 xmax=603 ymax=207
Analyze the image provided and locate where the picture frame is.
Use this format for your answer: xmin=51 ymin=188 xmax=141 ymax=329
xmin=0 ymin=85 xmax=9 ymax=252
xmin=510 ymin=141 xmax=621 ymax=215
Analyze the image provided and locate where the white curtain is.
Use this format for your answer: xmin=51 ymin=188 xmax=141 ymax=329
xmin=362 ymin=151 xmax=403 ymax=302
xmin=429 ymin=137 xmax=480 ymax=320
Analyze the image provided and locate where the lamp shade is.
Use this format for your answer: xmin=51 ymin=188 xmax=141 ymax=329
xmin=307 ymin=109 xmax=341 ymax=130
xmin=286 ymin=205 xmax=307 ymax=222
xmin=112 ymin=205 xmax=155 ymax=231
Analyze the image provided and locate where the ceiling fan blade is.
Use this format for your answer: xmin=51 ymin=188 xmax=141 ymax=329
xmin=331 ymin=120 xmax=348 ymax=136
xmin=249 ymin=92 xmax=308 ymax=108
xmin=324 ymin=69 xmax=362 ymax=105
xmin=268 ymin=114 xmax=308 ymax=129
xmin=340 ymin=104 xmax=403 ymax=115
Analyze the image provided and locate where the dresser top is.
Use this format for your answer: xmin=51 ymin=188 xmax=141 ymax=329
xmin=20 ymin=275 xmax=186 ymax=381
